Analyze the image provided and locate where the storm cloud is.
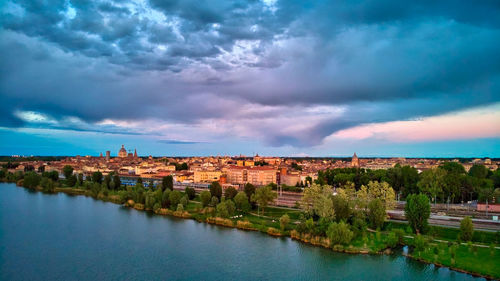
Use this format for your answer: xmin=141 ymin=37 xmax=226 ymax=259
xmin=1 ymin=0 xmax=499 ymax=148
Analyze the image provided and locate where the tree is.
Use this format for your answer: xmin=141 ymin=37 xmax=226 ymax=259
xmin=460 ymin=216 xmax=474 ymax=241
xmin=405 ymin=194 xmax=430 ymax=234
xmin=40 ymin=177 xmax=55 ymax=193
xmin=251 ymin=186 xmax=277 ymax=215
xmin=280 ymin=214 xmax=290 ymax=231
xmin=92 ymin=171 xmax=103 ymax=184
xmin=23 ymin=172 xmax=41 ymax=189
xmin=67 ymin=175 xmax=77 ymax=187
xmin=169 ymin=190 xmax=182 ymax=209
xmin=244 ymin=183 xmax=256 ymax=201
xmin=469 ymin=164 xmax=489 ymax=179
xmin=368 ymin=198 xmax=386 ymax=229
xmin=210 ymin=196 xmax=219 ymax=207
xmin=200 ymin=190 xmax=211 ymax=207
xmin=210 ymin=181 xmax=222 ymax=199
xmin=234 ymin=191 xmax=251 ymax=212
xmin=332 ymin=195 xmax=351 ymax=222
xmin=417 ymin=168 xmax=446 ymax=203
xmin=300 ymin=184 xmax=335 ymax=220
xmin=225 ymin=199 xmax=236 ymax=216
xmin=162 ymin=175 xmax=173 ymax=191
xmin=113 ymin=175 xmax=121 ymax=190
xmin=180 ymin=195 xmax=189 ymax=207
xmin=161 ymin=189 xmax=171 ymax=208
xmin=216 ymin=202 xmax=229 ymax=218
xmin=224 ymin=186 xmax=238 ymax=200
xmin=62 ymin=165 xmax=74 ymax=179
xmin=326 ymin=221 xmax=353 ymax=245
xmin=185 ymin=187 xmax=196 ymax=199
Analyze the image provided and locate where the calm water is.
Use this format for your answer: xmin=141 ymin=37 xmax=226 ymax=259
xmin=0 ymin=183 xmax=483 ymax=281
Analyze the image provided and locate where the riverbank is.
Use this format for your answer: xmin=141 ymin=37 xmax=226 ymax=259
xmin=8 ymin=183 xmax=497 ymax=280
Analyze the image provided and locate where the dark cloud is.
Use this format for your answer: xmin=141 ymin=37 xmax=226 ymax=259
xmin=158 ymin=139 xmax=205 ymax=145
xmin=1 ymin=0 xmax=499 ymax=147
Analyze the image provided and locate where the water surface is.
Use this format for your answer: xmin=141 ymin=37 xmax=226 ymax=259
xmin=0 ymin=183 xmax=483 ymax=280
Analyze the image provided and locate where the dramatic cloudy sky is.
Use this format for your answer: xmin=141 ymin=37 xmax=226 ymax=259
xmin=1 ymin=0 xmax=499 ymax=157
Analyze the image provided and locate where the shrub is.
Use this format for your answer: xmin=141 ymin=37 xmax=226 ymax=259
xmin=414 ymin=234 xmax=427 ymax=253
xmin=210 ymin=196 xmax=219 ymax=207
xmin=326 ymin=221 xmax=353 ymax=246
xmin=280 ymin=214 xmax=290 ymax=231
xmin=386 ymin=232 xmax=398 ymax=248
xmin=180 ymin=195 xmax=189 ymax=207
xmin=459 ymin=216 xmax=474 ymax=241
xmin=176 ymin=204 xmax=184 ymax=212
xmin=393 ymin=228 xmax=405 ymax=245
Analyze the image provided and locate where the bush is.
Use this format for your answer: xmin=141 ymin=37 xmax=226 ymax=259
xmin=393 ymin=228 xmax=405 ymax=245
xmin=460 ymin=216 xmax=474 ymax=241
xmin=280 ymin=214 xmax=290 ymax=231
xmin=414 ymin=234 xmax=427 ymax=253
xmin=326 ymin=221 xmax=353 ymax=246
xmin=386 ymin=232 xmax=398 ymax=248
xmin=180 ymin=195 xmax=189 ymax=207
xmin=368 ymin=198 xmax=386 ymax=229
xmin=200 ymin=190 xmax=211 ymax=207
xmin=176 ymin=204 xmax=184 ymax=212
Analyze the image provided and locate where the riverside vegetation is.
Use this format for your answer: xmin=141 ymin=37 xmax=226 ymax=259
xmin=1 ymin=166 xmax=500 ymax=279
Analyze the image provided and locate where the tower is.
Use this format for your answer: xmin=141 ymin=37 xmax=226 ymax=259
xmin=118 ymin=145 xmax=127 ymax=158
xmin=351 ymin=152 xmax=360 ymax=168
xmin=134 ymin=149 xmax=138 ymax=158
xmin=106 ymin=151 xmax=110 ymax=161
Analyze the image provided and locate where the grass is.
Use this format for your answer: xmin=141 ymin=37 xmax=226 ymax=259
xmin=414 ymin=242 xmax=500 ymax=279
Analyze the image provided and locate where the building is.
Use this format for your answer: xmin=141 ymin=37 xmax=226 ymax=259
xmin=194 ymin=170 xmax=222 ymax=183
xmin=105 ymin=151 xmax=110 ymax=161
xmin=227 ymin=166 xmax=247 ymax=185
xmin=351 ymin=152 xmax=359 ymax=168
xmin=246 ymin=167 xmax=277 ymax=186
xmin=118 ymin=145 xmax=127 ymax=158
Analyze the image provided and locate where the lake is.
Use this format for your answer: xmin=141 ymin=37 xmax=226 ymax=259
xmin=0 ymin=183 xmax=483 ymax=281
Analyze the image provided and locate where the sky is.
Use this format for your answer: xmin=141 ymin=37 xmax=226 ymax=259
xmin=0 ymin=0 xmax=499 ymax=157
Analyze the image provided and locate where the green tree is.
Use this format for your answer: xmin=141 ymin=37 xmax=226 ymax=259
xmin=405 ymin=194 xmax=430 ymax=234
xmin=469 ymin=164 xmax=489 ymax=179
xmin=224 ymin=186 xmax=238 ymax=200
xmin=234 ymin=191 xmax=251 ymax=212
xmin=92 ymin=171 xmax=103 ymax=184
xmin=216 ymin=202 xmax=229 ymax=218
xmin=332 ymin=195 xmax=351 ymax=222
xmin=210 ymin=181 xmax=223 ymax=199
xmin=244 ymin=183 xmax=256 ymax=201
xmin=161 ymin=189 xmax=171 ymax=208
xmin=176 ymin=204 xmax=184 ymax=212
xmin=210 ymin=196 xmax=219 ymax=207
xmin=113 ymin=175 xmax=121 ymax=190
xmin=200 ymin=190 xmax=211 ymax=207
xmin=460 ymin=216 xmax=474 ymax=241
xmin=40 ymin=177 xmax=55 ymax=193
xmin=23 ymin=172 xmax=41 ymax=189
xmin=185 ymin=187 xmax=196 ymax=199
xmin=169 ymin=190 xmax=182 ymax=209
xmin=417 ymin=168 xmax=446 ymax=203
xmin=162 ymin=175 xmax=173 ymax=191
xmin=326 ymin=221 xmax=353 ymax=245
xmin=251 ymin=186 xmax=277 ymax=215
xmin=62 ymin=165 xmax=74 ymax=179
xmin=368 ymin=198 xmax=386 ymax=229
xmin=280 ymin=214 xmax=290 ymax=231
xmin=225 ymin=199 xmax=236 ymax=216
xmin=67 ymin=175 xmax=77 ymax=187
xmin=180 ymin=195 xmax=189 ymax=207
xmin=300 ymin=184 xmax=335 ymax=220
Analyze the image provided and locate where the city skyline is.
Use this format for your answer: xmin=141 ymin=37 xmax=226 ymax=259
xmin=1 ymin=1 xmax=500 ymax=157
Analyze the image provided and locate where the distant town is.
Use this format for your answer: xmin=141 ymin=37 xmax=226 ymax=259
xmin=3 ymin=145 xmax=498 ymax=189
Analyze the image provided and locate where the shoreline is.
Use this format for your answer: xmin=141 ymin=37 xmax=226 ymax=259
xmin=6 ymin=183 xmax=499 ymax=280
